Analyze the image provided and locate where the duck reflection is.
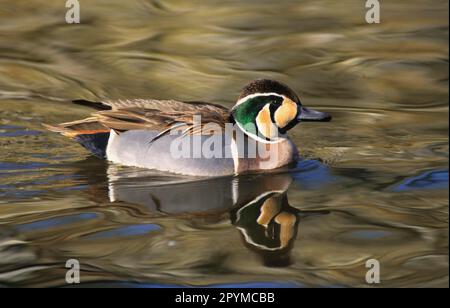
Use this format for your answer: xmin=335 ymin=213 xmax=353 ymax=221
xmin=230 ymin=189 xmax=301 ymax=267
xmin=106 ymin=164 xmax=295 ymax=215
xmin=101 ymin=163 xmax=328 ymax=267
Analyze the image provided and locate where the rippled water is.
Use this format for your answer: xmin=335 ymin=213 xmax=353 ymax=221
xmin=0 ymin=0 xmax=448 ymax=287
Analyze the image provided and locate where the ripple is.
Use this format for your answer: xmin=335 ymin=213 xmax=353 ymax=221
xmin=0 ymin=0 xmax=447 ymax=288
xmin=15 ymin=213 xmax=99 ymax=232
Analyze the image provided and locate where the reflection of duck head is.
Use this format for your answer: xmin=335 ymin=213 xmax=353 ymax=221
xmin=230 ymin=181 xmax=300 ymax=267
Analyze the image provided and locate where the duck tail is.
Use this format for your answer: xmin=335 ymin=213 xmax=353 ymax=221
xmin=43 ymin=118 xmax=110 ymax=158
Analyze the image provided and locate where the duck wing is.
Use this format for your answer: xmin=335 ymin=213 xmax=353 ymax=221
xmin=62 ymin=99 xmax=230 ymax=140
xmin=96 ymin=99 xmax=229 ymax=135
xmin=44 ymin=99 xmax=231 ymax=156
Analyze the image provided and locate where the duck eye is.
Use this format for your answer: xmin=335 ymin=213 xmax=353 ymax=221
xmin=271 ymin=99 xmax=281 ymax=106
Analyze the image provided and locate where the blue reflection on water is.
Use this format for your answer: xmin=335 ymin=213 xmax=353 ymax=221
xmin=0 ymin=161 xmax=49 ymax=171
xmin=291 ymin=159 xmax=337 ymax=189
xmin=392 ymin=169 xmax=449 ymax=192
xmin=0 ymin=190 xmax=43 ymax=198
xmin=0 ymin=125 xmax=42 ymax=137
xmin=85 ymin=224 xmax=161 ymax=239
xmin=0 ymin=172 xmax=85 ymax=199
xmin=349 ymin=230 xmax=392 ymax=239
xmin=16 ymin=213 xmax=98 ymax=232
xmin=0 ymin=125 xmax=21 ymax=130
xmin=0 ymin=130 xmax=41 ymax=137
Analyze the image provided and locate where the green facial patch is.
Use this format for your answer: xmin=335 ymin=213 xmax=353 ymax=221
xmin=232 ymin=95 xmax=283 ymax=137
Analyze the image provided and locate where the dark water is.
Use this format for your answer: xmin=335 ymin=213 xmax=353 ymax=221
xmin=0 ymin=0 xmax=448 ymax=287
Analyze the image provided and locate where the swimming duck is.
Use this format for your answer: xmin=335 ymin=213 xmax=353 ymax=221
xmin=45 ymin=79 xmax=331 ymax=176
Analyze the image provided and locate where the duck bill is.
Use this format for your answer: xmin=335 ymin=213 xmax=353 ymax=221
xmin=298 ymin=107 xmax=332 ymax=122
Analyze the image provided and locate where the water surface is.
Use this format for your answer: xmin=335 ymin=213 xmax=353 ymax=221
xmin=0 ymin=0 xmax=448 ymax=287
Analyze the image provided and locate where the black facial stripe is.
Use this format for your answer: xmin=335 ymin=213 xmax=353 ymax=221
xmin=269 ymin=103 xmax=278 ymax=124
xmin=268 ymin=96 xmax=284 ymax=124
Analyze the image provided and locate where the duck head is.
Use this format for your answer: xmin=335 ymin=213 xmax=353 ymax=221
xmin=231 ymin=79 xmax=331 ymax=143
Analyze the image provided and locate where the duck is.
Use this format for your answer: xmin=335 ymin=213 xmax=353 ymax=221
xmin=45 ymin=79 xmax=331 ymax=176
